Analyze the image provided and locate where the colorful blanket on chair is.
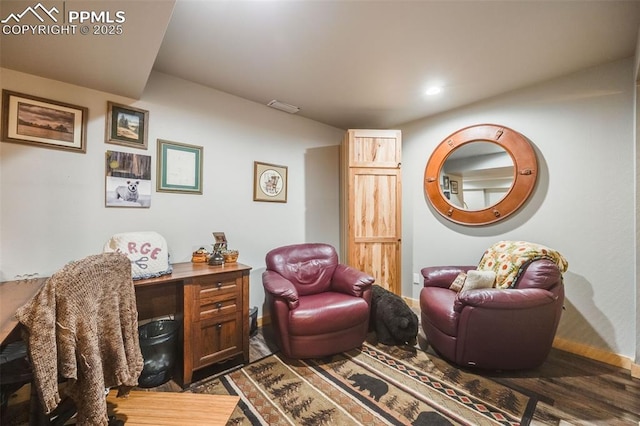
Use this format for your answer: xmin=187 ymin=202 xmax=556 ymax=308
xmin=477 ymin=240 xmax=568 ymax=288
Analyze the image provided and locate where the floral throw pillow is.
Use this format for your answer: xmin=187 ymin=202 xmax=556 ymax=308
xmin=449 ymin=272 xmax=467 ymax=292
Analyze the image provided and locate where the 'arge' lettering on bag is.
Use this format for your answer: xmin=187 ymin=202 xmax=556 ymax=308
xmin=126 ymin=242 xmax=162 ymax=260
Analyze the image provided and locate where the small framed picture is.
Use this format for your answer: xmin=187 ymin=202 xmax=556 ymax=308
xmin=451 ymin=180 xmax=459 ymax=194
xmin=212 ymin=232 xmax=227 ymax=252
xmin=253 ymin=161 xmax=288 ymax=203
xmin=442 ymin=175 xmax=450 ymax=190
xmin=1 ymin=90 xmax=88 ymax=153
xmin=105 ymin=150 xmax=152 ymax=208
xmin=444 ymin=191 xmax=450 ymax=200
xmin=157 ymin=139 xmax=203 ymax=194
xmin=106 ymin=101 xmax=149 ymax=149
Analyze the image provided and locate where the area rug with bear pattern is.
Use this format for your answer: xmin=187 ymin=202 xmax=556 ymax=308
xmin=189 ymin=342 xmax=535 ymax=425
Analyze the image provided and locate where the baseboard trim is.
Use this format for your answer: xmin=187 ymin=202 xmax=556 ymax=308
xmin=553 ymin=337 xmax=638 ymax=376
xmin=403 ymin=296 xmax=420 ymax=308
xmin=258 ymin=314 xmax=271 ymax=328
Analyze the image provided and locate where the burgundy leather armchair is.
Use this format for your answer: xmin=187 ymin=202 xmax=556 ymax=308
xmin=262 ymin=243 xmax=375 ymax=358
xmin=420 ymin=259 xmax=564 ymax=370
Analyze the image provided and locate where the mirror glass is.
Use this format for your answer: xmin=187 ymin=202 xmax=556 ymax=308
xmin=440 ymin=142 xmax=514 ymax=211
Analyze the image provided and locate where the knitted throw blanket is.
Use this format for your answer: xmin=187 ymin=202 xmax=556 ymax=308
xmin=477 ymin=240 xmax=569 ymax=289
xmin=15 ymin=252 xmax=144 ymax=426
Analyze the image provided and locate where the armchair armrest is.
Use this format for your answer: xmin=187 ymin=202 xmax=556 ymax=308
xmin=331 ymin=264 xmax=374 ymax=296
xmin=454 ymin=288 xmax=558 ymax=313
xmin=421 ymin=266 xmax=476 ymax=289
xmin=262 ymin=270 xmax=300 ymax=309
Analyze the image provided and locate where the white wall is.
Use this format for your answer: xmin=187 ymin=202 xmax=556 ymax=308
xmin=0 ymin=68 xmax=344 ymax=317
xmin=401 ymin=58 xmax=637 ymax=359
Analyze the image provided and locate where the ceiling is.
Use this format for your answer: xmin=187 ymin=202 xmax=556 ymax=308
xmin=2 ymin=1 xmax=640 ymax=130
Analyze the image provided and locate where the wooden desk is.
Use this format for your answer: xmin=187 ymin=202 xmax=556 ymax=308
xmin=0 ymin=262 xmax=251 ymax=388
xmin=107 ymin=390 xmax=239 ymax=425
xmin=0 ymin=278 xmax=46 ymax=344
xmin=134 ymin=262 xmax=252 ymax=387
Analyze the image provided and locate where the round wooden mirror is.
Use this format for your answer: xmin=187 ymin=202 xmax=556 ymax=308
xmin=424 ymin=124 xmax=537 ymax=226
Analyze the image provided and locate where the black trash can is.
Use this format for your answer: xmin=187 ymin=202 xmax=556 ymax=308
xmin=138 ymin=319 xmax=179 ymax=388
xmin=249 ymin=306 xmax=258 ymax=336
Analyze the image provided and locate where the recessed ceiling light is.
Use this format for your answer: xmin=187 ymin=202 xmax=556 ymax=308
xmin=425 ymin=86 xmax=443 ymax=96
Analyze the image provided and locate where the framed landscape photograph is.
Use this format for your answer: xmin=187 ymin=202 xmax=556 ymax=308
xmin=106 ymin=101 xmax=149 ymax=149
xmin=1 ymin=90 xmax=88 ymax=153
xmin=253 ymin=161 xmax=288 ymax=203
xmin=157 ymin=139 xmax=203 ymax=194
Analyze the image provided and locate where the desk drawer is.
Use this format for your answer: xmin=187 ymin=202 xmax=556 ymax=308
xmin=200 ymin=294 xmax=237 ymax=320
xmin=195 ymin=272 xmax=240 ymax=297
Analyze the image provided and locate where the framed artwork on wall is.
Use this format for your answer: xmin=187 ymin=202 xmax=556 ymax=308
xmin=450 ymin=180 xmax=459 ymax=194
xmin=105 ymin=150 xmax=152 ymax=208
xmin=106 ymin=101 xmax=149 ymax=149
xmin=157 ymin=139 xmax=203 ymax=194
xmin=1 ymin=90 xmax=88 ymax=153
xmin=442 ymin=175 xmax=450 ymax=190
xmin=253 ymin=161 xmax=288 ymax=203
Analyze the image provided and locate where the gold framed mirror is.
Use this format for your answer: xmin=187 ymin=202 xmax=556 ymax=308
xmin=424 ymin=124 xmax=537 ymax=226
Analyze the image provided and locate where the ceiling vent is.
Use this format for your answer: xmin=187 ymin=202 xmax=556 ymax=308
xmin=267 ymin=100 xmax=300 ymax=114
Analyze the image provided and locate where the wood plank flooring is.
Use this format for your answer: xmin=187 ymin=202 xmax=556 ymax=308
xmin=4 ymin=325 xmax=639 ymax=425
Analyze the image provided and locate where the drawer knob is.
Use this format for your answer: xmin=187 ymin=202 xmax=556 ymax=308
xmin=217 ymin=323 xmax=222 ymax=329
xmin=216 ymin=302 xmax=222 ymax=310
xmin=216 ymin=282 xmax=222 ymax=288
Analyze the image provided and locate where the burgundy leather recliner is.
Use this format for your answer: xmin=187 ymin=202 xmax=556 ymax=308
xmin=262 ymin=243 xmax=375 ymax=358
xmin=420 ymin=259 xmax=564 ymax=370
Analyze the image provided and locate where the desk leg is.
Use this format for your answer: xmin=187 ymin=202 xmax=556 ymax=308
xmin=182 ymin=279 xmax=195 ymax=387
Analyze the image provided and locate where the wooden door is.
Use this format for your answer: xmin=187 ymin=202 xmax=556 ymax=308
xmin=341 ymin=130 xmax=401 ymax=294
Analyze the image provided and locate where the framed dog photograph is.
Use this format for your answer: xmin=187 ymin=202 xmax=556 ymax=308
xmin=1 ymin=90 xmax=88 ymax=153
xmin=105 ymin=150 xmax=152 ymax=208
xmin=253 ymin=161 xmax=288 ymax=203
xmin=106 ymin=101 xmax=149 ymax=149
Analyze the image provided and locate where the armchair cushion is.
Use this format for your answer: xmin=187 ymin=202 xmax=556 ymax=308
xmin=288 ymin=292 xmax=369 ymax=336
